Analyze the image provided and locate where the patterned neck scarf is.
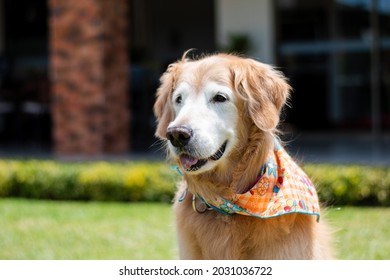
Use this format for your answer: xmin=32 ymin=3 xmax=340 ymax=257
xmin=180 ymin=139 xmax=320 ymax=221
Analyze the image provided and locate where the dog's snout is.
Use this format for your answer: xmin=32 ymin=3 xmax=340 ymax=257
xmin=166 ymin=125 xmax=193 ymax=147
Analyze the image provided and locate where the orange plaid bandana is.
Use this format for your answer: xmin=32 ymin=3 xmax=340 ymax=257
xmin=184 ymin=140 xmax=320 ymax=221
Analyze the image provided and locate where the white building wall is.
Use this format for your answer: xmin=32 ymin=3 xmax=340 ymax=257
xmin=215 ymin=0 xmax=275 ymax=64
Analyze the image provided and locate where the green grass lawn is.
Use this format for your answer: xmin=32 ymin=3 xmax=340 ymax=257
xmin=0 ymin=198 xmax=389 ymax=260
xmin=328 ymin=207 xmax=390 ymax=259
xmin=0 ymin=199 xmax=177 ymax=259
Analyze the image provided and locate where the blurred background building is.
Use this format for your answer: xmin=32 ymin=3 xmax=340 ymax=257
xmin=0 ymin=0 xmax=389 ymax=161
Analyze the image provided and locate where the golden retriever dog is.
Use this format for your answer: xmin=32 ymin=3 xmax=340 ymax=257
xmin=153 ymin=52 xmax=333 ymax=259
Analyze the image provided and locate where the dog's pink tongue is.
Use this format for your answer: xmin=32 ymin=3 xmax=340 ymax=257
xmin=180 ymin=154 xmax=198 ymax=170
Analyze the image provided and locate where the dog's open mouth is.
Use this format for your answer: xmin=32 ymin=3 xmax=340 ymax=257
xmin=179 ymin=141 xmax=228 ymax=172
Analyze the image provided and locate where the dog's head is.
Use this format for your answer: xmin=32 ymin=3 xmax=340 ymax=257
xmin=154 ymin=53 xmax=291 ymax=175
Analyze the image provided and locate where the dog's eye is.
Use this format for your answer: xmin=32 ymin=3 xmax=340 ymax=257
xmin=212 ymin=94 xmax=228 ymax=103
xmin=175 ymin=95 xmax=182 ymax=104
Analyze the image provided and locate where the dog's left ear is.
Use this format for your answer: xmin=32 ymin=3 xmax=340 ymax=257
xmin=232 ymin=58 xmax=291 ymax=131
xmin=153 ymin=61 xmax=183 ymax=139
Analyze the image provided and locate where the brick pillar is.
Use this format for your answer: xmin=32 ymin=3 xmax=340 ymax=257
xmin=49 ymin=0 xmax=129 ymax=156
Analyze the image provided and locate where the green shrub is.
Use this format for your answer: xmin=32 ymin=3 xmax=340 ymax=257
xmin=304 ymin=164 xmax=390 ymax=206
xmin=0 ymin=161 xmax=15 ymax=197
xmin=0 ymin=160 xmax=389 ymax=206
xmin=10 ymin=161 xmax=80 ymax=200
xmin=0 ymin=160 xmax=179 ymax=203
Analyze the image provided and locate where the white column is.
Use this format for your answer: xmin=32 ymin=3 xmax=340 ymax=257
xmin=215 ymin=0 xmax=275 ymax=64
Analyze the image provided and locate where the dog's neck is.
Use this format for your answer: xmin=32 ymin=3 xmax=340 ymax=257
xmin=184 ymin=125 xmax=274 ymax=203
xmin=231 ymin=130 xmax=274 ymax=194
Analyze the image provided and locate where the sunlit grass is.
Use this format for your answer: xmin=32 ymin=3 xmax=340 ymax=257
xmin=327 ymin=206 xmax=390 ymax=260
xmin=0 ymin=199 xmax=389 ymax=260
xmin=0 ymin=199 xmax=177 ymax=259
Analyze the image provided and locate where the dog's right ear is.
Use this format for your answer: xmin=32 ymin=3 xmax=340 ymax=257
xmin=231 ymin=58 xmax=291 ymax=132
xmin=153 ymin=62 xmax=181 ymax=139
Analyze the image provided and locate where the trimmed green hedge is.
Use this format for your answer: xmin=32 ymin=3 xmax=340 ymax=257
xmin=305 ymin=165 xmax=390 ymax=206
xmin=0 ymin=160 xmax=179 ymax=203
xmin=0 ymin=160 xmax=389 ymax=206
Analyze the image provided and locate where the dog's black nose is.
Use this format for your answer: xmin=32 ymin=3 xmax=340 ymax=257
xmin=166 ymin=126 xmax=193 ymax=147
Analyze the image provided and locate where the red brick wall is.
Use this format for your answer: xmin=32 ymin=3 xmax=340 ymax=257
xmin=49 ymin=0 xmax=129 ymax=156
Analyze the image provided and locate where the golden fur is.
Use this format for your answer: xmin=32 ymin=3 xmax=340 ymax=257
xmin=154 ymin=52 xmax=333 ymax=259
